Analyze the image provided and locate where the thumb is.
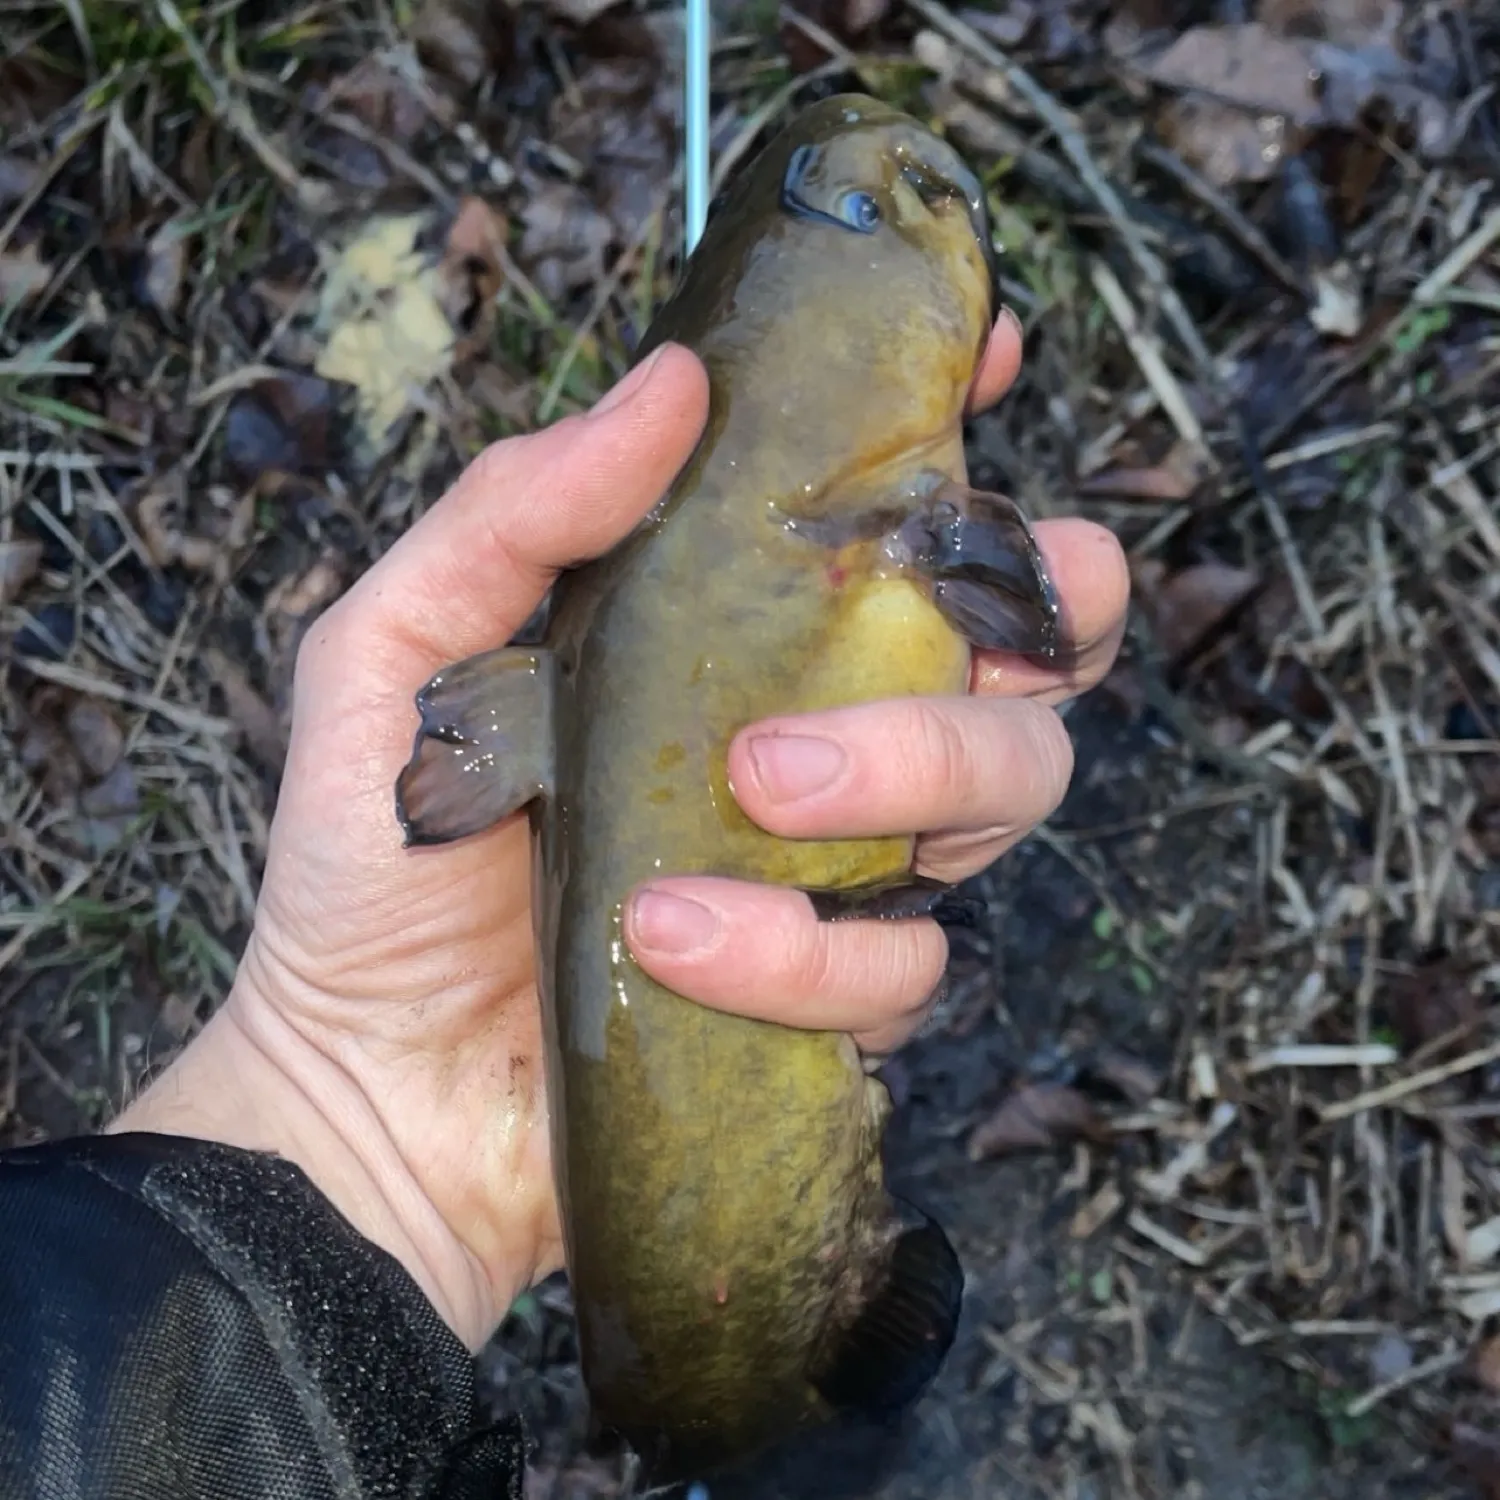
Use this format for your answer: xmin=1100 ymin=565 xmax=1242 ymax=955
xmin=332 ymin=342 xmax=709 ymax=669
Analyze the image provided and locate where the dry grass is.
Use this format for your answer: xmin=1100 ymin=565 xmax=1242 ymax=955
xmin=2 ymin=0 xmax=1498 ymax=1495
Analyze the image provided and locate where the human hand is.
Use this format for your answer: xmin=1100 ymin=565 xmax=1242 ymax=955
xmin=112 ymin=319 xmax=1129 ymax=1351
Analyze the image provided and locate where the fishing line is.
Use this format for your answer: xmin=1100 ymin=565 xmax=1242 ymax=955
xmin=684 ymin=0 xmax=711 ymax=256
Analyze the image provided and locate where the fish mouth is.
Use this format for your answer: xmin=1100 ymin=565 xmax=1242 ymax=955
xmin=896 ymin=149 xmax=1002 ymax=325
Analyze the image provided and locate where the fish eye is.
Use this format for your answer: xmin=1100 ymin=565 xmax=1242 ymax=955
xmin=839 ymin=191 xmax=881 ymax=234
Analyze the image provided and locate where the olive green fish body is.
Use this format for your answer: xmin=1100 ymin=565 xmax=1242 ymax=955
xmin=397 ymin=94 xmax=1062 ymax=1481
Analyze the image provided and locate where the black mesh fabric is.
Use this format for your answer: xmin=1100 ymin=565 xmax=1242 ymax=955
xmin=0 ymin=1133 xmax=526 ymax=1500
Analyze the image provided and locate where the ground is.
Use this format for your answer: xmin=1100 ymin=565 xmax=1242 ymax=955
xmin=1 ymin=1 xmax=1498 ymax=1497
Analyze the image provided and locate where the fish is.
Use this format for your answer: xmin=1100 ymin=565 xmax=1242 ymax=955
xmin=394 ymin=93 xmax=1064 ymax=1483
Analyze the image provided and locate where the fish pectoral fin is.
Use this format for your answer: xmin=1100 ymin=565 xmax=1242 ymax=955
xmin=896 ymin=472 xmax=1064 ymax=661
xmin=395 ymin=646 xmax=556 ymax=848
xmin=806 ymin=875 xmax=984 ymax=929
xmin=809 ymin=1199 xmax=964 ymax=1418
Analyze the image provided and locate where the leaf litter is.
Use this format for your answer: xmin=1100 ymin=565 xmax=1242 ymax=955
xmin=2 ymin=1 xmax=1499 ymax=1497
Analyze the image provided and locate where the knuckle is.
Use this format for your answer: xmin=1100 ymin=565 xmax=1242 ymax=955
xmin=902 ymin=699 xmax=978 ymax=799
xmin=1013 ymin=699 xmax=1075 ymax=808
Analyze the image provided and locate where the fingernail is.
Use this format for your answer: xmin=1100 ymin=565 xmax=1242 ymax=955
xmin=629 ymin=889 xmax=721 ymax=955
xmin=999 ymin=303 xmax=1024 ymax=345
xmin=589 ymin=344 xmax=668 ymax=419
xmin=747 ymin=733 xmax=848 ymax=803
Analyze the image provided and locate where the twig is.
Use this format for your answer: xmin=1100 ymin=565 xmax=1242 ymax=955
xmin=1319 ymin=1041 xmax=1500 ymax=1124
xmin=1090 ymin=261 xmax=1205 ymax=452
xmin=907 ymin=0 xmax=1214 ymax=375
xmin=1134 ymin=139 xmax=1304 ymax=296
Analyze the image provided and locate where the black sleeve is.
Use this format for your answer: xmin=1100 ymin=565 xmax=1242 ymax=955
xmin=0 ymin=1132 xmax=526 ymax=1500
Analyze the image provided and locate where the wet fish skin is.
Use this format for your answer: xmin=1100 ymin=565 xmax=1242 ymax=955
xmin=395 ymin=93 xmax=1062 ymax=1482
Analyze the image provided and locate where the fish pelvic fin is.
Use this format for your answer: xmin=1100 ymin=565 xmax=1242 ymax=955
xmin=896 ymin=473 xmax=1065 ymax=662
xmin=395 ymin=646 xmax=557 ymax=847
xmin=808 ymin=1198 xmax=964 ymax=1420
xmin=805 ymin=873 xmax=986 ymax=930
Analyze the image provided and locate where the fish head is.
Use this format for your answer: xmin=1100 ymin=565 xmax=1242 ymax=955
xmin=640 ymin=94 xmax=1002 ymax=487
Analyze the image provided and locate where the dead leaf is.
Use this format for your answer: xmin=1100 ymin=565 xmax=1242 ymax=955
xmin=1137 ymin=23 xmax=1457 ymax=156
xmin=968 ymin=1082 xmax=1105 ymax=1160
xmin=1452 ymin=1421 xmax=1500 ymax=1500
xmin=411 ymin=0 xmax=514 ymax=90
xmin=313 ymin=212 xmax=457 ymax=450
xmin=1083 ymin=1046 xmax=1164 ymax=1107
xmin=134 ymin=475 xmax=252 ymax=578
xmin=74 ymin=760 xmax=140 ymax=854
xmin=545 ymin=0 xmax=628 ymax=23
xmin=266 ymin=556 xmax=345 ymax=624
xmin=1156 ymin=94 xmax=1289 ymax=187
xmin=1077 ymin=441 xmax=1210 ymax=502
xmin=0 ymin=242 xmax=54 ymax=305
xmin=1476 ymin=1337 xmax=1500 ymax=1395
xmin=518 ymin=183 xmax=615 ymax=302
xmin=1309 ymin=262 xmax=1364 ymax=338
xmin=225 ymin=373 xmax=335 ymax=481
xmin=141 ymin=221 xmax=189 ymax=316
xmin=782 ymin=0 xmax=891 ymax=70
xmin=1139 ymin=25 xmax=1323 ymax=122
xmin=0 ymin=539 xmax=43 ymax=605
xmin=1259 ymin=0 xmax=1401 ymax=49
xmin=65 ymin=699 xmax=124 ymax=780
xmin=0 ymin=154 xmax=38 ymax=207
xmin=1133 ymin=559 xmax=1261 ymax=662
xmin=955 ymin=3 xmax=1036 ymax=49
xmin=1386 ymin=956 xmax=1482 ymax=1053
xmin=208 ymin=648 xmax=288 ymax=775
xmin=316 ymin=57 xmax=429 ymax=143
xmin=158 ymin=992 xmax=203 ymax=1042
xmin=437 ymin=196 xmax=508 ymax=345
xmin=0 ymin=56 xmax=75 ymax=135
xmin=18 ymin=693 xmax=82 ymax=802
xmin=549 ymin=55 xmax=678 ymax=241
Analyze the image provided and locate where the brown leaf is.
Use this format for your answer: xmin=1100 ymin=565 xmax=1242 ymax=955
xmin=0 ymin=539 xmax=43 ymax=605
xmin=1474 ymin=1336 xmax=1500 ymax=1395
xmin=1083 ymin=1046 xmax=1164 ymax=1107
xmin=1451 ymin=1421 xmax=1500 ymax=1500
xmin=225 ymin=373 xmax=335 ymax=481
xmin=1139 ymin=25 xmax=1323 ymax=123
xmin=411 ymin=0 xmax=514 ymax=89
xmin=1133 ymin=559 xmax=1261 ymax=663
xmin=1259 ymin=0 xmax=1401 ymax=49
xmin=549 ymin=56 xmax=678 ymax=241
xmin=1138 ymin=23 xmax=1456 ymax=156
xmin=208 ymin=648 xmax=289 ymax=776
xmin=545 ymin=0 xmax=628 ymax=23
xmin=1386 ymin=956 xmax=1482 ymax=1053
xmin=518 ymin=183 xmax=615 ymax=302
xmin=317 ymin=57 xmax=429 ymax=143
xmin=437 ymin=195 xmax=508 ymax=342
xmin=0 ymin=242 xmax=54 ymax=305
xmin=18 ymin=700 xmax=82 ymax=802
xmin=1155 ymin=94 xmax=1290 ymax=187
xmin=65 ymin=699 xmax=124 ymax=780
xmin=1077 ymin=441 xmax=1210 ymax=502
xmin=968 ymin=1083 xmax=1104 ymax=1161
xmin=266 ymin=556 xmax=345 ymax=624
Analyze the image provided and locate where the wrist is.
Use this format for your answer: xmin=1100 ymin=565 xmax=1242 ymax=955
xmin=110 ymin=989 xmax=501 ymax=1350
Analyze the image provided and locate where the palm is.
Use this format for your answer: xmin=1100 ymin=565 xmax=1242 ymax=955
xmin=244 ymin=616 xmax=564 ymax=1293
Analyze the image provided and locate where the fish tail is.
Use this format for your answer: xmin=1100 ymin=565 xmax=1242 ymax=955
xmin=807 ymin=1197 xmax=964 ymax=1419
